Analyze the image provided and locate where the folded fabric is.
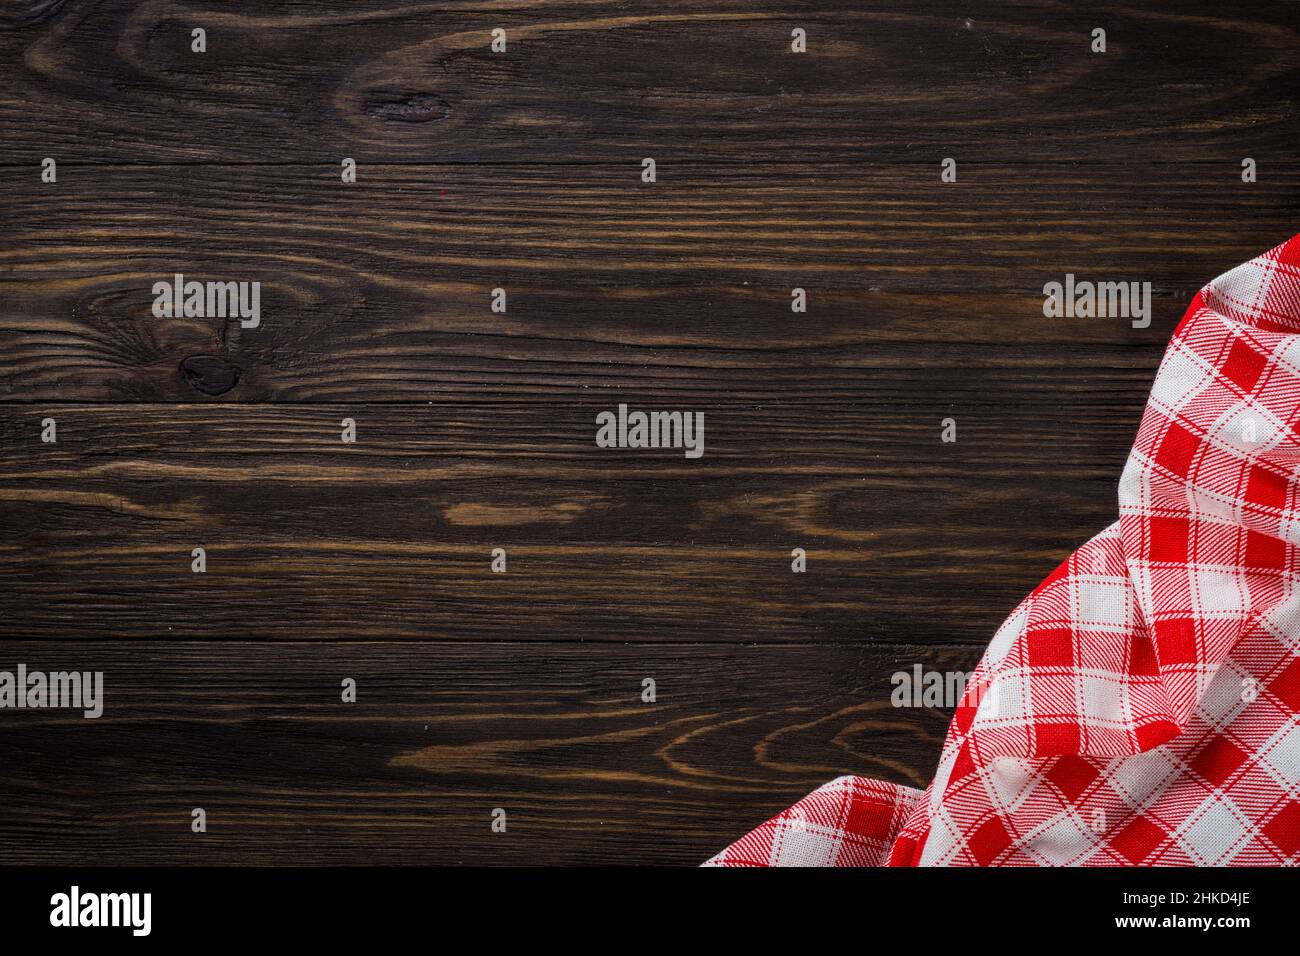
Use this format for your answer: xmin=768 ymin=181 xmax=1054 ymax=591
xmin=707 ymin=237 xmax=1300 ymax=866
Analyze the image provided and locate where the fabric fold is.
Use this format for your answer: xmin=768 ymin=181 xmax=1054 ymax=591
xmin=708 ymin=237 xmax=1300 ymax=867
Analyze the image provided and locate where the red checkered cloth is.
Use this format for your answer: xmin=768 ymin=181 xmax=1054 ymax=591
xmin=708 ymin=237 xmax=1300 ymax=866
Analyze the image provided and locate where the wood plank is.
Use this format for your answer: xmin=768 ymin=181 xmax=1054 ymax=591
xmin=1 ymin=401 xmax=1130 ymax=642
xmin=1 ymin=1 xmax=1297 ymax=163
xmin=0 ymin=641 xmax=979 ymax=864
xmin=3 ymin=162 xmax=1296 ymax=402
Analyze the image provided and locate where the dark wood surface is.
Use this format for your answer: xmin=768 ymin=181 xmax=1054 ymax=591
xmin=1 ymin=0 xmax=1298 ymax=864
xmin=0 ymin=641 xmax=971 ymax=864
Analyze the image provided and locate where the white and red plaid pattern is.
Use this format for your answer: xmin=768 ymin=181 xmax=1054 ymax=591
xmin=708 ymin=237 xmax=1300 ymax=867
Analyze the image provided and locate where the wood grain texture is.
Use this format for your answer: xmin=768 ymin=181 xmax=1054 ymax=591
xmin=1 ymin=0 xmax=1298 ymax=865
xmin=1 ymin=0 xmax=1297 ymax=163
xmin=0 ymin=641 xmax=977 ymax=864
xmin=1 ymin=400 xmax=1130 ymax=642
xmin=3 ymin=163 xmax=1297 ymax=402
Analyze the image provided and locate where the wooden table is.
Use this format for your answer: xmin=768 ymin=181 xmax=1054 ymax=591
xmin=1 ymin=0 xmax=1297 ymax=864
